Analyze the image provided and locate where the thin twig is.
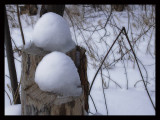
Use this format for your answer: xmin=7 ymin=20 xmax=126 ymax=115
xmin=122 ymin=58 xmax=129 ymax=89
xmin=135 ymin=56 xmax=149 ymax=85
xmin=106 ymin=68 xmax=111 ymax=88
xmin=102 ymin=73 xmax=122 ymax=89
xmin=5 ymin=90 xmax=12 ymax=105
xmin=89 ymin=27 xmax=124 ymax=94
xmin=11 ymin=38 xmax=20 ymax=51
xmin=103 ymin=8 xmax=112 ymax=28
xmin=7 ymin=84 xmax=13 ymax=94
xmin=134 ymin=80 xmax=150 ymax=88
xmin=16 ymin=4 xmax=25 ymax=45
xmin=14 ymin=57 xmax=21 ymax=63
xmin=5 ymin=75 xmax=10 ymax=79
xmin=88 ymin=111 xmax=94 ymax=115
xmin=100 ymin=69 xmax=108 ymax=115
xmin=104 ymin=48 xmax=132 ymax=69
xmin=65 ymin=8 xmax=78 ymax=45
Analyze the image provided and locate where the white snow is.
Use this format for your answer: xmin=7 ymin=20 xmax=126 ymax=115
xmin=5 ymin=5 xmax=155 ymax=115
xmin=94 ymin=112 xmax=103 ymax=115
xmin=24 ymin=41 xmax=32 ymax=49
xmin=5 ymin=104 xmax=21 ymax=115
xmin=89 ymin=88 xmax=155 ymax=115
xmin=32 ymin=12 xmax=76 ymax=53
xmin=35 ymin=51 xmax=82 ymax=96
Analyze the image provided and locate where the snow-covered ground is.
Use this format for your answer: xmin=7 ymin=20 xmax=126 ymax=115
xmin=5 ymin=5 xmax=155 ymax=115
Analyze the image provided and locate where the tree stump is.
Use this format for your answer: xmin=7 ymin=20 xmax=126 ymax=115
xmin=21 ymin=44 xmax=89 ymax=115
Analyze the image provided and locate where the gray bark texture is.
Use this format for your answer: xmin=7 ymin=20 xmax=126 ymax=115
xmin=21 ymin=45 xmax=89 ymax=115
xmin=5 ymin=7 xmax=21 ymax=104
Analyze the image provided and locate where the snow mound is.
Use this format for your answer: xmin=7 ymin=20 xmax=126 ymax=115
xmin=5 ymin=104 xmax=21 ymax=115
xmin=32 ymin=12 xmax=76 ymax=53
xmin=94 ymin=112 xmax=103 ymax=115
xmin=35 ymin=51 xmax=82 ymax=96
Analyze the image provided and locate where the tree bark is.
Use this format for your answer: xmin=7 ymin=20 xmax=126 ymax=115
xmin=40 ymin=5 xmax=65 ymax=17
xmin=5 ymin=7 xmax=21 ymax=104
xmin=21 ymin=45 xmax=89 ymax=115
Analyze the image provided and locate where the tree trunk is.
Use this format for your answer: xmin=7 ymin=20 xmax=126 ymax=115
xmin=111 ymin=4 xmax=126 ymax=11
xmin=21 ymin=45 xmax=89 ymax=115
xmin=40 ymin=5 xmax=65 ymax=17
xmin=5 ymin=7 xmax=21 ymax=104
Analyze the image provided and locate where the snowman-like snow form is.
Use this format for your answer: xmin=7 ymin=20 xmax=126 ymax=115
xmin=35 ymin=51 xmax=82 ymax=97
xmin=33 ymin=12 xmax=82 ymax=96
xmin=32 ymin=12 xmax=76 ymax=53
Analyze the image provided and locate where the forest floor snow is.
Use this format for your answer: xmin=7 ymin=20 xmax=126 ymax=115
xmin=5 ymin=5 xmax=155 ymax=115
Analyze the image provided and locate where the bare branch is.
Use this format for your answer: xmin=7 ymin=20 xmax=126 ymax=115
xmin=89 ymin=27 xmax=124 ymax=94
xmin=16 ymin=5 xmax=25 ymax=45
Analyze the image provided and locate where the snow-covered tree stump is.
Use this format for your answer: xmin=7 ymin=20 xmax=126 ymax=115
xmin=21 ymin=45 xmax=89 ymax=115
